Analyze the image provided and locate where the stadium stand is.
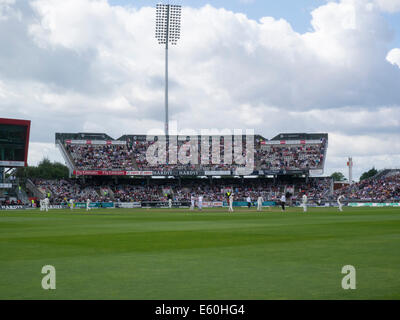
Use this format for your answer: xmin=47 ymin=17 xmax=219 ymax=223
xmin=30 ymin=177 xmax=333 ymax=204
xmin=33 ymin=178 xmax=111 ymax=203
xmin=55 ymin=132 xmax=328 ymax=175
xmin=66 ymin=144 xmax=136 ymax=170
xmin=335 ymin=170 xmax=400 ymax=201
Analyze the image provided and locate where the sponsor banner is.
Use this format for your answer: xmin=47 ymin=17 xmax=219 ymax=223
xmin=49 ymin=205 xmax=68 ymax=209
xmin=117 ymin=202 xmax=141 ymax=208
xmin=262 ymin=139 xmax=322 ymax=145
xmin=348 ymin=202 xmax=400 ymax=207
xmin=202 ymin=201 xmax=223 ymax=207
xmin=0 ymin=160 xmax=25 ymax=167
xmin=126 ymin=171 xmax=153 ymax=176
xmin=74 ymin=170 xmax=126 ymax=176
xmin=141 ymin=201 xmax=191 ymax=207
xmin=151 ymin=170 xmax=204 ymax=176
xmin=204 ymin=171 xmax=231 ymax=176
xmin=75 ymin=202 xmax=115 ymax=208
xmin=262 ymin=201 xmax=276 ymax=206
xmin=223 ymin=201 xmax=276 ymax=207
xmin=65 ymin=140 xmax=126 ymax=145
xmin=0 ymin=205 xmax=26 ymax=210
xmin=72 ymin=168 xmax=313 ymax=177
xmin=257 ymin=169 xmax=309 ymax=175
xmin=74 ymin=169 xmax=206 ymax=176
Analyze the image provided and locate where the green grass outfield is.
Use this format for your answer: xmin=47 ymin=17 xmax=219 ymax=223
xmin=1 ymin=206 xmax=399 ymax=299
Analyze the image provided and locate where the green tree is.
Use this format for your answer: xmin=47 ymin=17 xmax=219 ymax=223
xmin=330 ymin=172 xmax=347 ymax=181
xmin=359 ymin=167 xmax=378 ymax=181
xmin=15 ymin=158 xmax=69 ymax=180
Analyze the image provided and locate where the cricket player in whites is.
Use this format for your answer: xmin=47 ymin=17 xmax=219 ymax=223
xmin=190 ymin=195 xmax=195 ymax=211
xmin=257 ymin=195 xmax=263 ymax=211
xmin=302 ymin=193 xmax=308 ymax=212
xmin=337 ymin=195 xmax=344 ymax=212
xmin=168 ymin=194 xmax=173 ymax=209
xmin=39 ymin=198 xmax=44 ymax=211
xmin=44 ymin=197 xmax=49 ymax=212
xmin=86 ymin=198 xmax=91 ymax=211
xmin=228 ymin=193 xmax=234 ymax=213
xmin=69 ymin=198 xmax=74 ymax=211
xmin=198 ymin=195 xmax=203 ymax=211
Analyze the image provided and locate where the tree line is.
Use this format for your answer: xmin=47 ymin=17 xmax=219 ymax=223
xmin=15 ymin=159 xmax=69 ymax=180
xmin=330 ymin=167 xmax=378 ymax=182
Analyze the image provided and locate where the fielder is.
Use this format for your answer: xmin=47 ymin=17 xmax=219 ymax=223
xmin=44 ymin=197 xmax=49 ymax=212
xmin=40 ymin=199 xmax=44 ymax=211
xmin=86 ymin=198 xmax=91 ymax=211
xmin=257 ymin=196 xmax=263 ymax=211
xmin=302 ymin=194 xmax=308 ymax=212
xmin=337 ymin=195 xmax=344 ymax=212
xmin=198 ymin=195 xmax=203 ymax=211
xmin=69 ymin=198 xmax=74 ymax=211
xmin=190 ymin=195 xmax=195 ymax=211
xmin=168 ymin=198 xmax=172 ymax=209
xmin=228 ymin=193 xmax=234 ymax=212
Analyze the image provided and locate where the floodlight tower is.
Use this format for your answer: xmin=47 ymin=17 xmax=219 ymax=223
xmin=347 ymin=157 xmax=353 ymax=184
xmin=155 ymin=3 xmax=181 ymax=136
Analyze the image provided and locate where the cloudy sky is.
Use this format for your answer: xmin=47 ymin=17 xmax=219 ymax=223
xmin=1 ymin=0 xmax=400 ymax=180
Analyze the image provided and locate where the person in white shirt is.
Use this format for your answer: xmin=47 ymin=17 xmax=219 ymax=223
xmin=168 ymin=197 xmax=172 ymax=209
xmin=302 ymin=194 xmax=308 ymax=212
xmin=257 ymin=196 xmax=263 ymax=211
xmin=40 ymin=199 xmax=44 ymax=211
xmin=86 ymin=198 xmax=91 ymax=211
xmin=280 ymin=194 xmax=286 ymax=212
xmin=246 ymin=196 xmax=251 ymax=209
xmin=337 ymin=195 xmax=344 ymax=212
xmin=198 ymin=195 xmax=203 ymax=211
xmin=228 ymin=193 xmax=234 ymax=212
xmin=69 ymin=199 xmax=74 ymax=211
xmin=44 ymin=197 xmax=49 ymax=212
xmin=190 ymin=195 xmax=195 ymax=211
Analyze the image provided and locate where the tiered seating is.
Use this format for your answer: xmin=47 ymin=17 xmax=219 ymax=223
xmin=335 ymin=171 xmax=400 ymax=201
xmin=257 ymin=143 xmax=326 ymax=171
xmin=31 ymin=178 xmax=333 ymax=204
xmin=66 ymin=144 xmax=136 ymax=170
xmin=33 ymin=179 xmax=109 ymax=203
xmin=59 ymin=133 xmax=328 ymax=173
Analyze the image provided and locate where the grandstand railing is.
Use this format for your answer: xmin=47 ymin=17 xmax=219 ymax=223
xmin=26 ymin=179 xmax=46 ymax=199
xmin=56 ymin=140 xmax=75 ymax=177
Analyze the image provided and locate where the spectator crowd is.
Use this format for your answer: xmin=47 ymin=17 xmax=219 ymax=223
xmin=31 ymin=177 xmax=334 ymax=204
xmin=65 ymin=137 xmax=327 ymax=172
xmin=20 ymin=170 xmax=400 ymax=206
xmin=66 ymin=144 xmax=136 ymax=170
xmin=335 ymin=171 xmax=400 ymax=201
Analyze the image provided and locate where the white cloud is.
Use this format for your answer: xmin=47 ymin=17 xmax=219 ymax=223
xmin=0 ymin=0 xmax=17 ymax=20
xmin=0 ymin=0 xmax=399 ymax=178
xmin=374 ymin=0 xmax=400 ymax=12
xmin=28 ymin=142 xmax=64 ymax=166
xmin=386 ymin=47 xmax=400 ymax=67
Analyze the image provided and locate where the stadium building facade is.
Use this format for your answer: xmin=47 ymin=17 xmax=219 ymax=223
xmin=54 ymin=132 xmax=328 ymax=178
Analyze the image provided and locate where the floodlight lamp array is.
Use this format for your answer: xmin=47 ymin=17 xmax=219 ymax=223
xmin=155 ymin=4 xmax=181 ymax=45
